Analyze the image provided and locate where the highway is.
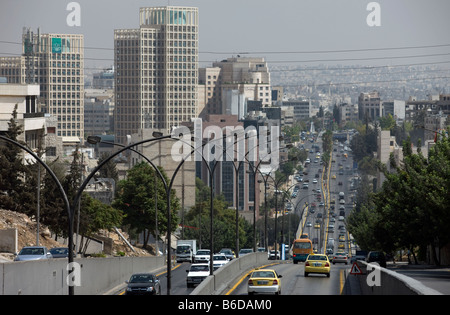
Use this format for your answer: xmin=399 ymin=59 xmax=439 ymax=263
xmin=117 ymin=135 xmax=359 ymax=296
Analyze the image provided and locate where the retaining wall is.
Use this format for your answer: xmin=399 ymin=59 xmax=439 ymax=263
xmin=0 ymin=255 xmax=165 ymax=295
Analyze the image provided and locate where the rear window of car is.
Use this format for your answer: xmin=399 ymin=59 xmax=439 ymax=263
xmin=308 ymin=255 xmax=327 ymax=261
xmin=251 ymin=271 xmax=275 ymax=278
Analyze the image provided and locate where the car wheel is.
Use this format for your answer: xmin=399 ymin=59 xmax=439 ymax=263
xmin=327 ymin=273 xmax=330 ymax=278
xmin=304 ymin=272 xmax=308 ymax=277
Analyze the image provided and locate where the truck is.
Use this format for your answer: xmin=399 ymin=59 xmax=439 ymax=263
xmin=176 ymin=240 xmax=197 ymax=263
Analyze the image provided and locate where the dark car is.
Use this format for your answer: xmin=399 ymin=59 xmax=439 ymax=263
xmin=125 ymin=273 xmax=161 ymax=295
xmin=50 ymin=247 xmax=70 ymax=259
xmin=366 ymin=251 xmax=387 ymax=268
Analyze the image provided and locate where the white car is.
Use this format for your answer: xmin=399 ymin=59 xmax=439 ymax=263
xmin=212 ymin=254 xmax=229 ymax=269
xmin=186 ymin=263 xmax=210 ymax=288
xmin=194 ymin=249 xmax=210 ymax=263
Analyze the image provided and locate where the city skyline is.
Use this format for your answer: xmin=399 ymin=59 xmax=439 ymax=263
xmin=1 ymin=0 xmax=450 ymax=70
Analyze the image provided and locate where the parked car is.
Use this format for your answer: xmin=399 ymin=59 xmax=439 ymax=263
xmin=366 ymin=251 xmax=387 ymax=268
xmin=49 ymin=247 xmax=70 ymax=259
xmin=14 ymin=246 xmax=52 ymax=261
xmin=125 ymin=273 xmax=161 ymax=295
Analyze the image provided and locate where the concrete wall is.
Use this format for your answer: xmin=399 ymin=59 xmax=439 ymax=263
xmin=191 ymin=252 xmax=270 ymax=295
xmin=0 ymin=255 xmax=165 ymax=295
xmin=355 ymin=261 xmax=442 ymax=295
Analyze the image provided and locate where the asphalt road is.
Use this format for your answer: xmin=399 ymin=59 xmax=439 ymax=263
xmin=228 ymin=261 xmax=350 ymax=295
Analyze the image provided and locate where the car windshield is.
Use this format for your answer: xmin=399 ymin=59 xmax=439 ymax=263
xmin=196 ymin=250 xmax=210 ymax=255
xmin=19 ymin=248 xmax=44 ymax=255
xmin=190 ymin=265 xmax=209 ymax=272
xmin=129 ymin=274 xmax=154 ymax=283
xmin=214 ymin=256 xmax=226 ymax=260
xmin=251 ymin=271 xmax=275 ymax=278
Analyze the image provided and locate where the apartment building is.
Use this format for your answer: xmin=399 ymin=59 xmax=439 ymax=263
xmin=0 ymin=29 xmax=84 ymax=141
xmin=358 ymin=91 xmax=382 ymax=122
xmin=198 ymin=57 xmax=272 ymax=119
xmin=114 ymin=6 xmax=199 ymax=145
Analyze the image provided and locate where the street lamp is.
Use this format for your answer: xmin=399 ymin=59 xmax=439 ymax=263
xmin=0 ymin=135 xmax=73 ymax=294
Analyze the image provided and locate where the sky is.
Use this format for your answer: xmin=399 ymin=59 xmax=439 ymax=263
xmin=0 ymin=0 xmax=449 ymax=69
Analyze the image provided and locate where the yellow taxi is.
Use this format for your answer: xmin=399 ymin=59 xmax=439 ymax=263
xmin=248 ymin=269 xmax=282 ymax=295
xmin=304 ymin=254 xmax=331 ymax=278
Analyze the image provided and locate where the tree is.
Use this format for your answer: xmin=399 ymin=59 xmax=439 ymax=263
xmin=112 ymin=162 xmax=180 ymax=248
xmin=0 ymin=105 xmax=33 ymax=212
xmin=97 ymin=152 xmax=119 ymax=184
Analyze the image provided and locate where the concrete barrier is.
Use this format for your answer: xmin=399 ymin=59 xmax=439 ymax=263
xmin=191 ymin=252 xmax=270 ymax=295
xmin=354 ymin=261 xmax=442 ymax=295
xmin=0 ymin=255 xmax=165 ymax=295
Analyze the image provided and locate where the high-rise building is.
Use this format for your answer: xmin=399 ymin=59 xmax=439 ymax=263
xmin=0 ymin=29 xmax=85 ymax=140
xmin=114 ymin=6 xmax=199 ymax=145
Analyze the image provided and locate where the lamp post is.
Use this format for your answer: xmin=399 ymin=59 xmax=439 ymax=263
xmin=0 ymin=135 xmax=73 ymax=294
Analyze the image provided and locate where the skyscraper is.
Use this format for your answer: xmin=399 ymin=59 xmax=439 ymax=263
xmin=114 ymin=6 xmax=199 ymax=144
xmin=0 ymin=29 xmax=85 ymax=140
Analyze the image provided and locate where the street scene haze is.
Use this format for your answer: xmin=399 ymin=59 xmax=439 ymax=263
xmin=0 ymin=0 xmax=449 ymax=299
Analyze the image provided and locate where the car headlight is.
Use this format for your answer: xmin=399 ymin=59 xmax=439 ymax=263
xmin=147 ymin=287 xmax=154 ymax=292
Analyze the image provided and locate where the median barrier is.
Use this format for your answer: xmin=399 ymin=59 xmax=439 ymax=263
xmin=191 ymin=252 xmax=270 ymax=295
xmin=354 ymin=261 xmax=442 ymax=295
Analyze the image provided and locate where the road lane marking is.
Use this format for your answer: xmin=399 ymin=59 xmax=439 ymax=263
xmin=339 ymin=268 xmax=345 ymax=294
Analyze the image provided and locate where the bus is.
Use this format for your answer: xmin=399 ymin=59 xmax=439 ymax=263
xmin=292 ymin=238 xmax=314 ymax=264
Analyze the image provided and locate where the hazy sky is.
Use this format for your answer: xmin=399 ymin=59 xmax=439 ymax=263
xmin=1 ymin=0 xmax=449 ymax=69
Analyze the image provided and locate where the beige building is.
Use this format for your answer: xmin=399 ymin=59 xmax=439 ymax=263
xmin=0 ymin=30 xmax=84 ymax=141
xmin=114 ymin=6 xmax=199 ymax=145
xmin=129 ymin=128 xmax=196 ymax=217
xmin=199 ymin=57 xmax=272 ymax=119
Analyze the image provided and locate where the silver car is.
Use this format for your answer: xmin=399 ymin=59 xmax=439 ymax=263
xmin=14 ymin=246 xmax=52 ymax=261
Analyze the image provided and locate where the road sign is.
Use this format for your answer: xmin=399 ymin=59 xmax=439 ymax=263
xmin=350 ymin=261 xmax=363 ymax=275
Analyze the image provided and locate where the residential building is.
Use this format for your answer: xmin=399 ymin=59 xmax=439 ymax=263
xmin=198 ymin=57 xmax=271 ymax=119
xmin=281 ymin=100 xmax=312 ymax=121
xmin=358 ymin=91 xmax=381 ymax=122
xmin=114 ymin=6 xmax=199 ymax=145
xmin=405 ymin=94 xmax=450 ymax=123
xmin=0 ymin=29 xmax=85 ymax=141
xmin=0 ymin=83 xmax=62 ymax=162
